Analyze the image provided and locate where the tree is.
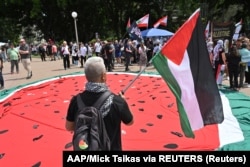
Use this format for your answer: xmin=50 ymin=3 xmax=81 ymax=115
xmin=1 ymin=0 xmax=250 ymax=43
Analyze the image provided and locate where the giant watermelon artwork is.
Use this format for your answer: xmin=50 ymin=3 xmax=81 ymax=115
xmin=0 ymin=72 xmax=249 ymax=166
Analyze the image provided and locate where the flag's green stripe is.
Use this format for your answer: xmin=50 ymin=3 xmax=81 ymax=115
xmin=152 ymin=53 xmax=194 ymax=138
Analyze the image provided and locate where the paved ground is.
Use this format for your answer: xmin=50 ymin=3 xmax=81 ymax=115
xmin=1 ymin=56 xmax=250 ymax=97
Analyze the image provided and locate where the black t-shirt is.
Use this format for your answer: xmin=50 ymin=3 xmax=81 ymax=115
xmin=47 ymin=44 xmax=52 ymax=55
xmin=218 ymin=48 xmax=225 ymax=65
xmin=66 ymin=91 xmax=133 ymax=150
xmin=19 ymin=44 xmax=30 ymax=59
xmin=104 ymin=44 xmax=112 ymax=57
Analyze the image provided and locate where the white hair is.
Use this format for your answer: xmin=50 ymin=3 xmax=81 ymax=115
xmin=84 ymin=57 xmax=106 ymax=82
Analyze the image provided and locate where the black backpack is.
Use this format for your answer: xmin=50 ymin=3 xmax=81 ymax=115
xmin=72 ymin=91 xmax=112 ymax=151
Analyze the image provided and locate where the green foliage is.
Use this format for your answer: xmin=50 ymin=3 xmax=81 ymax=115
xmin=1 ymin=0 xmax=250 ymax=43
xmin=30 ymin=0 xmax=41 ymax=18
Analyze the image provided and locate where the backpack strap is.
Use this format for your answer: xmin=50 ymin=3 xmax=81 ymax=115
xmin=92 ymin=91 xmax=112 ymax=109
xmin=76 ymin=90 xmax=112 ymax=111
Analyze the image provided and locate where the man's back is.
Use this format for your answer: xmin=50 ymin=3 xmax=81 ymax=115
xmin=66 ymin=91 xmax=133 ymax=150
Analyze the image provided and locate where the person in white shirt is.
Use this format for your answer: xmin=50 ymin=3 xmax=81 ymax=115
xmin=94 ymin=39 xmax=102 ymax=57
xmin=86 ymin=43 xmax=93 ymax=59
xmin=61 ymin=41 xmax=70 ymax=70
xmin=79 ymin=42 xmax=87 ymax=68
xmin=138 ymin=42 xmax=147 ymax=72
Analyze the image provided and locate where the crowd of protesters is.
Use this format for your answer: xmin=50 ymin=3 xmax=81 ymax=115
xmin=0 ymin=37 xmax=166 ymax=90
xmin=1 ymin=34 xmax=250 ymax=91
xmin=206 ymin=36 xmax=250 ymax=91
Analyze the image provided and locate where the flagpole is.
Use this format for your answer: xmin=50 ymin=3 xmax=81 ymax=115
xmin=121 ymin=58 xmax=153 ymax=94
xmin=121 ymin=31 xmax=128 ymax=39
xmin=211 ymin=21 xmax=213 ymax=42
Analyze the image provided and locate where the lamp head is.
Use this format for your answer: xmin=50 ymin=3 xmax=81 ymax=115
xmin=71 ymin=11 xmax=77 ymax=18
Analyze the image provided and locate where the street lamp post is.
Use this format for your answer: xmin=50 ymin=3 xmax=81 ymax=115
xmin=71 ymin=11 xmax=79 ymax=48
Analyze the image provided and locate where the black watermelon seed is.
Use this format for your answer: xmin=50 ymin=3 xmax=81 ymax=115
xmin=33 ymin=125 xmax=39 ymax=129
xmin=65 ymin=142 xmax=73 ymax=149
xmin=168 ymin=103 xmax=174 ymax=108
xmin=138 ymin=100 xmax=145 ymax=103
xmin=164 ymin=143 xmax=178 ymax=149
xmin=32 ymin=161 xmax=41 ymax=167
xmin=138 ymin=108 xmax=144 ymax=111
xmin=140 ymin=129 xmax=147 ymax=133
xmin=54 ymin=110 xmax=60 ymax=113
xmin=3 ymin=102 xmax=11 ymax=107
xmin=171 ymin=131 xmax=183 ymax=137
xmin=33 ymin=135 xmax=43 ymax=141
xmin=160 ymin=91 xmax=167 ymax=93
xmin=157 ymin=114 xmax=163 ymax=119
xmin=146 ymin=123 xmax=153 ymax=126
xmin=0 ymin=153 xmax=5 ymax=159
xmin=0 ymin=130 xmax=8 ymax=134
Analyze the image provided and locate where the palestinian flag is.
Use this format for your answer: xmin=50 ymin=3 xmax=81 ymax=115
xmin=126 ymin=17 xmax=131 ymax=31
xmin=152 ymin=9 xmax=224 ymax=138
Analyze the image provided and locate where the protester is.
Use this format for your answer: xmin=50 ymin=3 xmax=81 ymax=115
xmin=213 ymin=40 xmax=227 ymax=86
xmin=114 ymin=40 xmax=122 ymax=66
xmin=138 ymin=42 xmax=147 ymax=72
xmin=0 ymin=53 xmax=4 ymax=89
xmin=19 ymin=38 xmax=32 ymax=79
xmin=124 ymin=39 xmax=133 ymax=72
xmin=206 ymin=41 xmax=214 ymax=65
xmin=7 ymin=43 xmax=20 ymax=74
xmin=38 ymin=43 xmax=46 ymax=61
xmin=61 ymin=41 xmax=70 ymax=70
xmin=94 ymin=39 xmax=102 ymax=57
xmin=79 ymin=42 xmax=87 ymax=68
xmin=227 ymin=45 xmax=241 ymax=90
xmin=239 ymin=43 xmax=250 ymax=88
xmin=47 ymin=39 xmax=54 ymax=61
xmin=103 ymin=41 xmax=113 ymax=72
xmin=65 ymin=56 xmax=134 ymax=150
xmin=52 ymin=41 xmax=58 ymax=60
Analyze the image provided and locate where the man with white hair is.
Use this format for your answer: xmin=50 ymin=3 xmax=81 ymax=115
xmin=65 ymin=56 xmax=134 ymax=150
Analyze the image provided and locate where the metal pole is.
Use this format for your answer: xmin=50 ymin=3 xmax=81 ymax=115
xmin=121 ymin=58 xmax=153 ymax=94
xmin=74 ymin=18 xmax=79 ymax=47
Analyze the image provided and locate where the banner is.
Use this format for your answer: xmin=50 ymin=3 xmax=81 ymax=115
xmin=212 ymin=22 xmax=234 ymax=53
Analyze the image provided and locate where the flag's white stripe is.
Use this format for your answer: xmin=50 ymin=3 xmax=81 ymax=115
xmin=218 ymin=92 xmax=244 ymax=148
xmin=167 ymin=50 xmax=203 ymax=130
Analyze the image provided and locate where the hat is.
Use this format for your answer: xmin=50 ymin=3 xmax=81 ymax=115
xmin=20 ymin=39 xmax=25 ymax=42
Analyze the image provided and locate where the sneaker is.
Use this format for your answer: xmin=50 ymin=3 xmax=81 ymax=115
xmin=0 ymin=86 xmax=4 ymax=90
